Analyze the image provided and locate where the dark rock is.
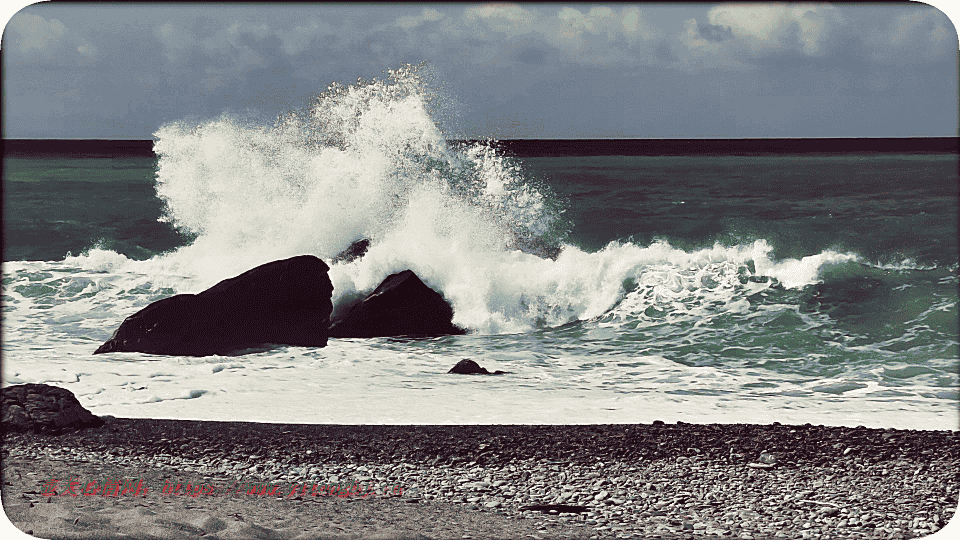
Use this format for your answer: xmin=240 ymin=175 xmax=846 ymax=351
xmin=332 ymin=239 xmax=371 ymax=265
xmin=447 ymin=359 xmax=509 ymax=375
xmin=329 ymin=270 xmax=466 ymax=338
xmin=1 ymin=383 xmax=103 ymax=434
xmin=94 ymin=255 xmax=334 ymax=356
xmin=449 ymin=359 xmax=486 ymax=374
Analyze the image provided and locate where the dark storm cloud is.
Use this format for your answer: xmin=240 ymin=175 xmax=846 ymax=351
xmin=698 ymin=23 xmax=734 ymax=43
xmin=1 ymin=3 xmax=957 ymax=138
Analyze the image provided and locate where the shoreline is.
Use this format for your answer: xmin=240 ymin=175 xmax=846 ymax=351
xmin=3 ymin=418 xmax=958 ymax=539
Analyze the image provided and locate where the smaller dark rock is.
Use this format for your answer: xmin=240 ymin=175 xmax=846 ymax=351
xmin=1 ymin=383 xmax=103 ymax=434
xmin=329 ymin=270 xmax=466 ymax=338
xmin=332 ymin=239 xmax=371 ymax=265
xmin=448 ymin=359 xmax=509 ymax=375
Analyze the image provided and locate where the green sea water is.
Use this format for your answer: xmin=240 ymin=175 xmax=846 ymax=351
xmin=2 ymin=72 xmax=957 ymax=426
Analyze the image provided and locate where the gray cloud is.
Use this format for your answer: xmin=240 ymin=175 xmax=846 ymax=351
xmin=676 ymin=4 xmax=848 ymax=69
xmin=2 ymin=3 xmax=957 ymax=138
xmin=677 ymin=3 xmax=956 ymax=69
xmin=698 ymin=23 xmax=734 ymax=43
xmin=6 ymin=11 xmax=98 ymax=66
xmin=865 ymin=6 xmax=958 ymax=64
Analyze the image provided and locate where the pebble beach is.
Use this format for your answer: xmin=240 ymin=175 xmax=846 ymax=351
xmin=3 ymin=418 xmax=958 ymax=539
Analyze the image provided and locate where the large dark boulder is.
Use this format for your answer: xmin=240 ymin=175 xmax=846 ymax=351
xmin=329 ymin=270 xmax=466 ymax=338
xmin=94 ymin=255 xmax=334 ymax=356
xmin=1 ymin=383 xmax=104 ymax=434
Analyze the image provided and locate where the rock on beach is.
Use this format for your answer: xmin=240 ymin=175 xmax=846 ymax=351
xmin=1 ymin=383 xmax=103 ymax=434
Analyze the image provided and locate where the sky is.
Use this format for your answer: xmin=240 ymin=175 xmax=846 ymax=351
xmin=2 ymin=2 xmax=958 ymax=139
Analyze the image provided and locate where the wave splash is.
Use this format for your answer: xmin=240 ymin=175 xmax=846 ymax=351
xmin=153 ymin=64 xmax=562 ymax=279
xmin=58 ymin=64 xmax=875 ymax=335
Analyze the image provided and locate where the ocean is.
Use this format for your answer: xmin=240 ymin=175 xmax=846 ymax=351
xmin=3 ymin=70 xmax=958 ymax=430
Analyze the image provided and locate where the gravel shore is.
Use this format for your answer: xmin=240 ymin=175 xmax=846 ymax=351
xmin=3 ymin=418 xmax=958 ymax=539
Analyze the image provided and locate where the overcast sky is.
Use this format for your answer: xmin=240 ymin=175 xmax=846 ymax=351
xmin=2 ymin=2 xmax=958 ymax=139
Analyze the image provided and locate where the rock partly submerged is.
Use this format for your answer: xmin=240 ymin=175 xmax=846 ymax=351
xmin=1 ymin=383 xmax=103 ymax=434
xmin=330 ymin=239 xmax=467 ymax=339
xmin=448 ymin=359 xmax=509 ymax=375
xmin=329 ymin=270 xmax=466 ymax=339
xmin=94 ymin=255 xmax=334 ymax=357
xmin=95 ymin=246 xmax=468 ymax=354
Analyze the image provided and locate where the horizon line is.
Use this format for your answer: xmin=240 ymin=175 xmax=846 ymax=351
xmin=3 ymin=136 xmax=958 ymax=141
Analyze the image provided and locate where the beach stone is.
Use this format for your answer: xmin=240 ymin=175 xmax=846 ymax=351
xmin=521 ymin=504 xmax=591 ymax=515
xmin=1 ymin=383 xmax=103 ymax=434
xmin=329 ymin=270 xmax=466 ymax=338
xmin=94 ymin=255 xmax=333 ymax=356
xmin=759 ymin=452 xmax=779 ymax=465
xmin=448 ymin=359 xmax=508 ymax=375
